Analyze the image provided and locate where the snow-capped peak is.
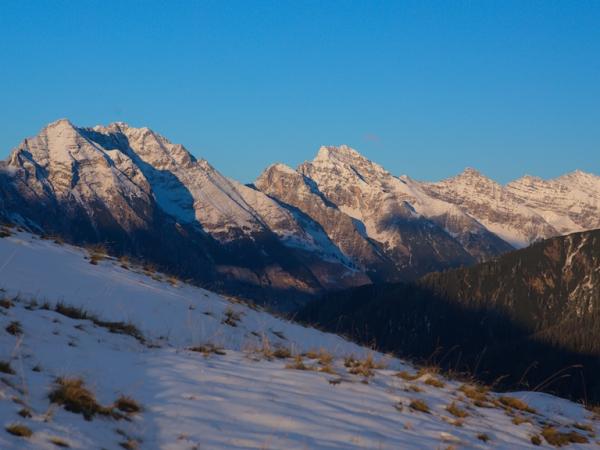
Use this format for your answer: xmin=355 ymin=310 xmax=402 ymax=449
xmin=267 ymin=162 xmax=298 ymax=175
xmin=454 ymin=167 xmax=493 ymax=182
xmin=43 ymin=117 xmax=76 ymax=130
xmin=314 ymin=145 xmax=369 ymax=165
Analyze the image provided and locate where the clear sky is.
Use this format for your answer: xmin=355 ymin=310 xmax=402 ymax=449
xmin=1 ymin=1 xmax=599 ymax=183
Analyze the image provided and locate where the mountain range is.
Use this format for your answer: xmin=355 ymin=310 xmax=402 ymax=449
xmin=1 ymin=119 xmax=600 ymax=308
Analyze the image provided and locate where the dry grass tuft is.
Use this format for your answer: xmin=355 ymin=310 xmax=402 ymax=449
xmin=302 ymin=349 xmax=320 ymax=359
xmin=406 ymin=384 xmax=423 ymax=393
xmin=53 ymin=302 xmax=144 ymax=342
xmin=118 ymin=255 xmax=131 ymax=269
xmin=459 ymin=384 xmax=492 ymax=407
xmin=48 ymin=377 xmax=114 ymax=421
xmin=530 ymin=434 xmax=542 ymax=446
xmin=286 ymin=355 xmax=308 ymax=371
xmin=6 ymin=320 xmax=22 ymax=336
xmin=114 ymin=395 xmax=142 ymax=414
xmin=188 ymin=344 xmax=226 ymax=356
xmin=541 ymin=426 xmax=589 ymax=446
xmin=395 ymin=370 xmax=420 ymax=381
xmin=0 ymin=297 xmax=14 ymax=309
xmin=5 ymin=423 xmax=32 ymax=437
xmin=512 ymin=415 xmax=531 ymax=425
xmin=272 ymin=346 xmax=292 ymax=359
xmin=221 ymin=307 xmax=241 ymax=327
xmin=119 ymin=439 xmax=139 ymax=449
xmin=88 ymin=245 xmax=107 ymax=265
xmin=49 ymin=436 xmax=70 ymax=447
xmin=0 ymin=360 xmax=15 ymax=375
xmin=345 ymin=354 xmax=385 ymax=378
xmin=55 ymin=302 xmax=90 ymax=320
xmin=477 ymin=433 xmax=491 ymax=443
xmin=409 ymin=399 xmax=430 ymax=414
xmin=18 ymin=408 xmax=32 ymax=418
xmin=498 ymin=396 xmax=536 ymax=414
xmin=446 ymin=402 xmax=469 ymax=418
xmin=573 ymin=422 xmax=594 ymax=433
xmin=424 ymin=377 xmax=445 ymax=388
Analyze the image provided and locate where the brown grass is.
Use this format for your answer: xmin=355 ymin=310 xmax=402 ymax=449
xmin=118 ymin=255 xmax=131 ymax=269
xmin=317 ymin=349 xmax=334 ymax=366
xmin=477 ymin=433 xmax=491 ymax=442
xmin=512 ymin=415 xmax=531 ymax=425
xmin=88 ymin=245 xmax=107 ymax=265
xmin=114 ymin=395 xmax=142 ymax=414
xmin=18 ymin=408 xmax=32 ymax=418
xmin=286 ymin=355 xmax=308 ymax=371
xmin=406 ymin=384 xmax=423 ymax=393
xmin=272 ymin=346 xmax=292 ymax=359
xmin=188 ymin=344 xmax=226 ymax=356
xmin=395 ymin=370 xmax=420 ymax=381
xmin=0 ymin=360 xmax=15 ymax=375
xmin=498 ymin=396 xmax=536 ymax=414
xmin=459 ymin=384 xmax=492 ymax=406
xmin=5 ymin=423 xmax=32 ymax=437
xmin=49 ymin=437 xmax=70 ymax=447
xmin=345 ymin=354 xmax=385 ymax=378
xmin=424 ymin=377 xmax=445 ymax=388
xmin=119 ymin=439 xmax=139 ymax=449
xmin=303 ymin=349 xmax=320 ymax=359
xmin=409 ymin=399 xmax=430 ymax=414
xmin=0 ymin=298 xmax=13 ymax=309
xmin=6 ymin=321 xmax=22 ymax=336
xmin=446 ymin=402 xmax=469 ymax=418
xmin=541 ymin=426 xmax=589 ymax=446
xmin=53 ymin=302 xmax=143 ymax=342
xmin=221 ymin=307 xmax=241 ymax=327
xmin=48 ymin=377 xmax=114 ymax=420
xmin=531 ymin=434 xmax=542 ymax=446
xmin=573 ymin=422 xmax=594 ymax=433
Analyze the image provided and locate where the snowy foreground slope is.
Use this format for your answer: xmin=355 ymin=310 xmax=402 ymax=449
xmin=0 ymin=232 xmax=598 ymax=449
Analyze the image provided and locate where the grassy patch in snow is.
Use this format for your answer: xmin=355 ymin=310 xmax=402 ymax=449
xmin=114 ymin=395 xmax=142 ymax=414
xmin=49 ymin=436 xmax=70 ymax=447
xmin=221 ymin=307 xmax=242 ymax=327
xmin=188 ymin=344 xmax=226 ymax=356
xmin=344 ymin=354 xmax=385 ymax=378
xmin=5 ymin=423 xmax=32 ymax=437
xmin=48 ymin=377 xmax=116 ymax=421
xmin=541 ymin=426 xmax=589 ymax=446
xmin=5 ymin=320 xmax=22 ymax=336
xmin=446 ymin=402 xmax=469 ymax=418
xmin=0 ymin=360 xmax=15 ymax=375
xmin=409 ymin=399 xmax=430 ymax=414
xmin=498 ymin=396 xmax=536 ymax=414
xmin=52 ymin=302 xmax=144 ymax=342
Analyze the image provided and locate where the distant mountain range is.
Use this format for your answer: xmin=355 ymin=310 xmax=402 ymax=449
xmin=1 ymin=119 xmax=600 ymax=307
xmin=299 ymin=228 xmax=600 ymax=403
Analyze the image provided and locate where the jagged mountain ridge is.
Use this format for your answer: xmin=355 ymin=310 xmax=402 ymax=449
xmin=1 ymin=119 xmax=599 ymax=306
xmin=0 ymin=120 xmax=367 ymax=308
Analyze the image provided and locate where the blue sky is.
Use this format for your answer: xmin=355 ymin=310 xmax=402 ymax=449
xmin=0 ymin=1 xmax=599 ymax=183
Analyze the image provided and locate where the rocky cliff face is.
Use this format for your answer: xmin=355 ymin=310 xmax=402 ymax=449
xmin=257 ymin=146 xmax=513 ymax=281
